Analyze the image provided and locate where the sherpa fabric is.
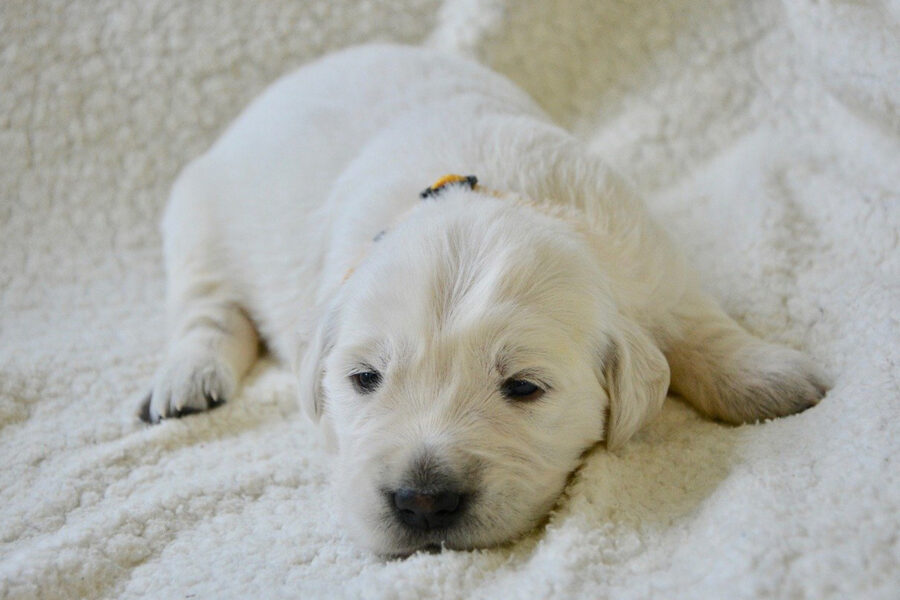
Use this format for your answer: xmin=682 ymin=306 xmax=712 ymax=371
xmin=1 ymin=1 xmax=898 ymax=598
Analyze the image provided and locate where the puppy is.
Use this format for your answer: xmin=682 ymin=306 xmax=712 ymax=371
xmin=142 ymin=44 xmax=828 ymax=554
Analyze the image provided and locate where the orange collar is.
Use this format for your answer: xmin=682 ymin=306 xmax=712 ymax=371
xmin=419 ymin=174 xmax=479 ymax=199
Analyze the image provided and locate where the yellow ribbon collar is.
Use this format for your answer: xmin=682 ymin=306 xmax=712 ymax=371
xmin=419 ymin=174 xmax=479 ymax=199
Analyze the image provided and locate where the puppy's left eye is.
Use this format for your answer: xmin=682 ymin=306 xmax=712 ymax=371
xmin=351 ymin=370 xmax=382 ymax=394
xmin=501 ymin=379 xmax=544 ymax=402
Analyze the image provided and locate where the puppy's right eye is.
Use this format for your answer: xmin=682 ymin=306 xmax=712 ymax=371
xmin=351 ymin=370 xmax=382 ymax=394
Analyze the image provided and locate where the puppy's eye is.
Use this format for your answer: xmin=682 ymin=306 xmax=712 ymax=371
xmin=501 ymin=379 xmax=544 ymax=402
xmin=351 ymin=370 xmax=382 ymax=394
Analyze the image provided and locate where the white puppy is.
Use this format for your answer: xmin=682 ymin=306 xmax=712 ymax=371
xmin=142 ymin=44 xmax=828 ymax=554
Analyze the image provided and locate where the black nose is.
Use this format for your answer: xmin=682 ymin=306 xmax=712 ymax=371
xmin=392 ymin=488 xmax=463 ymax=530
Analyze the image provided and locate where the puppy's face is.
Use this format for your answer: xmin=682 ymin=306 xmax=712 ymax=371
xmin=300 ymin=194 xmax=668 ymax=554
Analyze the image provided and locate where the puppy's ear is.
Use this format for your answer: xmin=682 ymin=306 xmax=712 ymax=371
xmin=296 ymin=303 xmax=339 ymax=424
xmin=600 ymin=317 xmax=670 ymax=450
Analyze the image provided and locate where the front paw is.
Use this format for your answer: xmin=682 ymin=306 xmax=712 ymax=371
xmin=140 ymin=346 xmax=234 ymax=424
xmin=725 ymin=344 xmax=830 ymax=423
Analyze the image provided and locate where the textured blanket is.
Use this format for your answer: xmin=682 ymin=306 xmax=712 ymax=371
xmin=2 ymin=1 xmax=898 ymax=598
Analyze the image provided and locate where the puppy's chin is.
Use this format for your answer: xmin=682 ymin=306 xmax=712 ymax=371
xmin=352 ymin=520 xmax=479 ymax=557
xmin=348 ymin=512 xmax=535 ymax=557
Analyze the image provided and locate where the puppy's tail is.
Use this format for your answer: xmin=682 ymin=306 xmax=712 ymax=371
xmin=424 ymin=0 xmax=506 ymax=57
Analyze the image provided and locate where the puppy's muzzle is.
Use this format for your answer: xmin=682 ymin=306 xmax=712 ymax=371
xmin=391 ymin=488 xmax=465 ymax=531
xmin=386 ymin=451 xmax=477 ymax=532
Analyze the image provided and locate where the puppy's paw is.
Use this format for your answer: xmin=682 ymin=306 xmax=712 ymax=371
xmin=719 ymin=343 xmax=830 ymax=424
xmin=140 ymin=344 xmax=235 ymax=424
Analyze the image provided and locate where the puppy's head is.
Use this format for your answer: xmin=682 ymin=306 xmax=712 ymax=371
xmin=298 ymin=191 xmax=668 ymax=554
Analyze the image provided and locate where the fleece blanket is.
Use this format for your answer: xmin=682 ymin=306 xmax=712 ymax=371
xmin=1 ymin=1 xmax=898 ymax=598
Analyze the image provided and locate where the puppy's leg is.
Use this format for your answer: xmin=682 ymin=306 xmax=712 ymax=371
xmin=141 ymin=171 xmax=259 ymax=423
xmin=142 ymin=291 xmax=258 ymax=423
xmin=664 ymin=291 xmax=829 ymax=424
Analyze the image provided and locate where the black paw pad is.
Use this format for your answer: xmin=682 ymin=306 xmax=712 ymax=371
xmin=171 ymin=405 xmax=205 ymax=418
xmin=205 ymin=393 xmax=227 ymax=410
xmin=138 ymin=393 xmax=156 ymax=425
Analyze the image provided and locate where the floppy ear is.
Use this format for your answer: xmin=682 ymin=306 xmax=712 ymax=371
xmin=296 ymin=303 xmax=340 ymax=424
xmin=600 ymin=317 xmax=670 ymax=450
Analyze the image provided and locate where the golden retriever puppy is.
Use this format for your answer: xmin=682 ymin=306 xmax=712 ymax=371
xmin=142 ymin=45 xmax=827 ymax=554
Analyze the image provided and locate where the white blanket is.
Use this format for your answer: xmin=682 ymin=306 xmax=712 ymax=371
xmin=2 ymin=1 xmax=898 ymax=598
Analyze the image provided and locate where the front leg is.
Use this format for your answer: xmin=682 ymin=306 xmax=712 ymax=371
xmin=140 ymin=174 xmax=260 ymax=423
xmin=664 ymin=290 xmax=829 ymax=424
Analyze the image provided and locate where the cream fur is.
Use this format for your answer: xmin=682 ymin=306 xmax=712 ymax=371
xmin=147 ymin=44 xmax=827 ymax=553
